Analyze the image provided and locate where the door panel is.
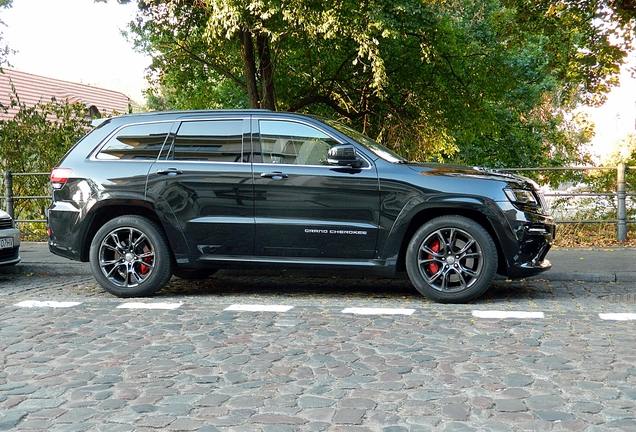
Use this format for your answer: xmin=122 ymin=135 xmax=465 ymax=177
xmin=253 ymin=119 xmax=380 ymax=259
xmin=146 ymin=118 xmax=254 ymax=260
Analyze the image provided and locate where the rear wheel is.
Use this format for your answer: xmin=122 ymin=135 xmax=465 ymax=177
xmin=406 ymin=215 xmax=497 ymax=303
xmin=90 ymin=216 xmax=173 ymax=297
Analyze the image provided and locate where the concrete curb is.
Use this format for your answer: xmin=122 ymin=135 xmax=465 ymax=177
xmin=1 ymin=262 xmax=92 ymax=277
xmin=536 ymin=272 xmax=636 ymax=283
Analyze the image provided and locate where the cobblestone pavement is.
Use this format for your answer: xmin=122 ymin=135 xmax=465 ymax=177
xmin=2 ymin=272 xmax=636 ymax=431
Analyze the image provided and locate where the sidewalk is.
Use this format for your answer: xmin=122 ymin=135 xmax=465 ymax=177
xmin=3 ymin=242 xmax=636 ymax=283
xmin=4 ymin=242 xmax=91 ymax=276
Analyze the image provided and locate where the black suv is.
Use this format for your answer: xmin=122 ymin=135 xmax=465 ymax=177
xmin=47 ymin=110 xmax=554 ymax=303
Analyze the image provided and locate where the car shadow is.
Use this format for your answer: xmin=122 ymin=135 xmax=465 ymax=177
xmin=159 ymin=271 xmax=423 ymax=302
xmin=152 ymin=271 xmax=634 ymax=308
xmin=153 ymin=270 xmax=597 ymax=305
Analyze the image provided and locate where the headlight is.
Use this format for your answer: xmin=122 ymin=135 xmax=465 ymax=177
xmin=504 ymin=188 xmax=538 ymax=206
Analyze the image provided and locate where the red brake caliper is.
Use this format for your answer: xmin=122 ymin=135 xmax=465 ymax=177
xmin=428 ymin=239 xmax=440 ymax=275
xmin=140 ymin=247 xmax=152 ymax=275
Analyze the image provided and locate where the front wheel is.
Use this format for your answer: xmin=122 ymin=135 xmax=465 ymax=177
xmin=406 ymin=216 xmax=497 ymax=303
xmin=90 ymin=216 xmax=173 ymax=297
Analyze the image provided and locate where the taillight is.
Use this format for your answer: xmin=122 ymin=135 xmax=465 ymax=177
xmin=50 ymin=168 xmax=73 ymax=189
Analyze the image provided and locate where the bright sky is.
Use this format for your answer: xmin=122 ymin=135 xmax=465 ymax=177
xmin=583 ymin=53 xmax=636 ymax=162
xmin=1 ymin=0 xmax=149 ymax=103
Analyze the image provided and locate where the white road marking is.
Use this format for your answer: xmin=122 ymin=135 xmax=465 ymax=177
xmin=342 ymin=307 xmax=416 ymax=316
xmin=224 ymin=304 xmax=294 ymax=312
xmin=13 ymin=300 xmax=636 ymax=324
xmin=15 ymin=300 xmax=82 ymax=308
xmin=116 ymin=302 xmax=182 ymax=310
xmin=472 ymin=310 xmax=545 ymax=319
xmin=599 ymin=313 xmax=636 ymax=321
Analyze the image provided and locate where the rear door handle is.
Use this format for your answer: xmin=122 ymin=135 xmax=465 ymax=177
xmin=156 ymin=168 xmax=183 ymax=176
xmin=261 ymin=172 xmax=289 ymax=180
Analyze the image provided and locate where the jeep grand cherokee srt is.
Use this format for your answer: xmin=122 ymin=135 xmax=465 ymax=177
xmin=47 ymin=110 xmax=554 ymax=303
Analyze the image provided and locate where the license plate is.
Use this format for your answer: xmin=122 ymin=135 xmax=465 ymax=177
xmin=0 ymin=237 xmax=14 ymax=250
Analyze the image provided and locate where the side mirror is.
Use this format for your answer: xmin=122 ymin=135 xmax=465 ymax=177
xmin=327 ymin=145 xmax=364 ymax=168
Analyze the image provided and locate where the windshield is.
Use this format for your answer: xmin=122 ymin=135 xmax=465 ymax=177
xmin=320 ymin=118 xmax=407 ymax=163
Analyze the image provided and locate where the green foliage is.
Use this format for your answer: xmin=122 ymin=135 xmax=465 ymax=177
xmin=0 ymin=90 xmax=91 ymax=238
xmin=0 ymin=0 xmax=14 ymax=67
xmin=122 ymin=0 xmax=635 ymax=170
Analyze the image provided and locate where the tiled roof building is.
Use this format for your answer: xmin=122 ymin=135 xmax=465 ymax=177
xmin=0 ymin=68 xmax=132 ymax=119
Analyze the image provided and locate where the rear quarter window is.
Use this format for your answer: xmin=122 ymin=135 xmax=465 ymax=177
xmin=95 ymin=122 xmax=173 ymax=160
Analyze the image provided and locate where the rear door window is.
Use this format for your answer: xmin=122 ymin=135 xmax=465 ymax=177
xmin=169 ymin=120 xmax=244 ymax=162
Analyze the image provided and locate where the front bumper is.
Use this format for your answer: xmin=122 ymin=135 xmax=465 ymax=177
xmin=0 ymin=227 xmax=21 ymax=266
xmin=496 ymin=202 xmax=556 ymax=279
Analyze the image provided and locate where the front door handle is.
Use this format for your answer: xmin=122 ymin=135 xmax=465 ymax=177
xmin=261 ymin=172 xmax=289 ymax=180
xmin=156 ymin=168 xmax=183 ymax=176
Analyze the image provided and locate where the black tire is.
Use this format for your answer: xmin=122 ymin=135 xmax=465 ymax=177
xmin=173 ymin=268 xmax=218 ymax=280
xmin=89 ymin=216 xmax=173 ymax=297
xmin=406 ymin=215 xmax=497 ymax=303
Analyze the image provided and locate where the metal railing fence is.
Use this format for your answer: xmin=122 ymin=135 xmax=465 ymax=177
xmin=2 ymin=165 xmax=636 ymax=241
xmin=500 ymin=163 xmax=636 ymax=242
xmin=2 ymin=171 xmax=51 ymax=223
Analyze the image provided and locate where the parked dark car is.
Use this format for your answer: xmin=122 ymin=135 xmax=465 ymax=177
xmin=47 ymin=110 xmax=554 ymax=303
xmin=0 ymin=208 xmax=20 ymax=266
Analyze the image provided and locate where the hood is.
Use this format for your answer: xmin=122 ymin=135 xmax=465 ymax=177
xmin=408 ymin=162 xmax=537 ymax=189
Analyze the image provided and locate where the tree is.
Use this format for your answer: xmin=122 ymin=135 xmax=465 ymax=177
xmin=118 ymin=0 xmax=635 ymax=168
xmin=0 ymin=0 xmax=13 ymax=68
xmin=0 ymin=91 xmax=91 ymax=236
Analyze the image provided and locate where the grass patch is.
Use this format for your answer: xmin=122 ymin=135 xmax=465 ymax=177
xmin=553 ymin=223 xmax=636 ymax=248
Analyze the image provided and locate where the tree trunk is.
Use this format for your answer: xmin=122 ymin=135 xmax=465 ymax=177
xmin=257 ymin=33 xmax=276 ymax=111
xmin=240 ymin=29 xmax=260 ymax=108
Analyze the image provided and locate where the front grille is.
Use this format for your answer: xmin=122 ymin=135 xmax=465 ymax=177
xmin=0 ymin=218 xmax=13 ymax=229
xmin=0 ymin=247 xmax=19 ymax=261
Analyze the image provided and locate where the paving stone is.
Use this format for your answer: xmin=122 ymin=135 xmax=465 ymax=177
xmin=572 ymin=402 xmax=603 ymax=414
xmin=333 ymin=408 xmax=366 ymax=425
xmin=4 ymin=273 xmax=636 ymax=430
xmin=298 ymin=396 xmax=336 ymax=409
xmin=505 ymin=373 xmax=534 ymax=387
xmin=341 ymin=398 xmax=377 ymax=410
xmin=98 ymin=399 xmax=128 ymax=411
xmin=223 ymin=372 xmax=248 ymax=384
xmin=470 ymin=396 xmax=494 ymax=410
xmin=166 ymin=417 xmax=205 ymax=431
xmin=131 ymin=405 xmax=158 ymax=413
xmin=15 ymin=397 xmax=65 ymax=411
xmin=55 ymin=407 xmax=98 ymax=423
xmin=525 ymin=395 xmax=566 ymax=410
xmin=197 ymin=427 xmax=221 ymax=432
xmin=135 ymin=415 xmax=177 ymax=428
xmin=199 ymin=394 xmax=231 ymax=407
xmin=534 ymin=410 xmax=576 ymax=421
xmin=494 ymin=399 xmax=527 ymax=413
xmin=0 ymin=410 xmax=27 ymax=431
xmin=156 ymin=404 xmax=193 ymax=416
xmin=442 ymin=403 xmax=470 ymax=421
xmin=249 ymin=414 xmax=307 ymax=425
